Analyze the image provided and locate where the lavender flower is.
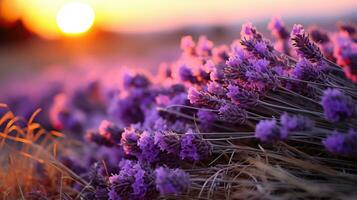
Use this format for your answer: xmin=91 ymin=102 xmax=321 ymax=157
xmin=123 ymin=73 xmax=151 ymax=89
xmin=338 ymin=23 xmax=356 ymax=35
xmin=196 ymin=36 xmax=213 ymax=56
xmin=197 ymin=110 xmax=216 ymax=130
xmin=292 ymin=58 xmax=322 ymax=82
xmin=181 ymin=35 xmax=196 ymax=55
xmin=245 ymin=59 xmax=280 ymax=91
xmin=240 ymin=22 xmax=261 ymax=40
xmin=226 ymin=84 xmax=258 ymax=106
xmin=212 ymin=45 xmax=230 ymax=62
xmin=109 ymin=159 xmax=156 ymax=200
xmin=187 ymin=87 xmax=220 ymax=108
xmin=98 ymin=120 xmax=123 ymax=143
xmin=255 ymin=118 xmax=286 ymax=142
xmin=227 ymin=45 xmax=247 ymax=67
xmin=254 ymin=41 xmax=269 ymax=55
xmin=49 ymin=93 xmax=84 ymax=133
xmin=218 ymin=104 xmax=247 ymax=124
xmin=86 ymin=130 xmax=115 ymax=147
xmin=206 ymin=82 xmax=226 ymax=97
xmin=180 ymin=129 xmax=211 ymax=161
xmin=309 ymin=26 xmax=330 ymax=44
xmin=291 ymin=24 xmax=323 ymax=62
xmin=268 ymin=16 xmax=289 ymax=40
xmin=197 ymin=110 xmax=216 ymax=123
xmin=323 ymin=129 xmax=357 ymax=156
xmin=178 ymin=64 xmax=197 ymax=83
xmin=154 ymin=131 xmax=181 ymax=154
xmin=109 ymin=97 xmax=145 ymax=126
xmin=155 ymin=167 xmax=190 ymax=196
xmin=280 ymin=112 xmax=314 ymax=132
xmin=138 ymin=131 xmax=160 ymax=163
xmin=120 ymin=127 xmax=141 ymax=156
xmin=321 ymin=88 xmax=355 ymax=122
xmin=210 ymin=64 xmax=226 ymax=82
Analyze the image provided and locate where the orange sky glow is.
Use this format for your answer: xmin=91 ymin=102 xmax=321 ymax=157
xmin=0 ymin=0 xmax=356 ymax=39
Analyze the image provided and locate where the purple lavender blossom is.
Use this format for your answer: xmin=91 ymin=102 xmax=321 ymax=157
xmin=254 ymin=41 xmax=269 ymax=54
xmin=155 ymin=167 xmax=190 ymax=196
xmin=291 ymin=24 xmax=323 ymax=62
xmin=137 ymin=131 xmax=160 ymax=163
xmin=50 ymin=94 xmax=84 ymax=133
xmin=218 ymin=104 xmax=247 ymax=124
xmin=154 ymin=131 xmax=181 ymax=154
xmin=255 ymin=118 xmax=286 ymax=142
xmin=240 ymin=22 xmax=261 ymax=39
xmin=120 ymin=127 xmax=141 ymax=156
xmin=86 ymin=130 xmax=115 ymax=147
xmin=178 ymin=64 xmax=197 ymax=83
xmin=321 ymin=88 xmax=355 ymax=122
xmin=180 ymin=129 xmax=211 ymax=161
xmin=197 ymin=110 xmax=216 ymax=130
xmin=338 ymin=23 xmax=356 ymax=35
xmin=212 ymin=45 xmax=230 ymax=62
xmin=292 ymin=58 xmax=322 ymax=82
xmin=109 ymin=159 xmax=156 ymax=200
xmin=169 ymin=92 xmax=189 ymax=106
xmin=56 ymin=110 xmax=84 ymax=133
xmin=188 ymin=87 xmax=220 ymax=108
xmin=227 ymin=44 xmax=247 ymax=67
xmin=309 ymin=26 xmax=330 ymax=44
xmin=197 ymin=110 xmax=216 ymax=123
xmin=226 ymin=84 xmax=258 ymax=106
xmin=280 ymin=112 xmax=314 ymax=132
xmin=210 ymin=64 xmax=226 ymax=82
xmin=207 ymin=82 xmax=227 ymax=97
xmin=98 ymin=120 xmax=123 ymax=143
xmin=123 ymin=73 xmax=151 ymax=89
xmin=181 ymin=35 xmax=196 ymax=55
xmin=323 ymin=129 xmax=357 ymax=156
xmin=109 ymin=96 xmax=145 ymax=126
xmin=268 ymin=16 xmax=289 ymax=40
xmin=245 ymin=59 xmax=280 ymax=91
xmin=196 ymin=36 xmax=213 ymax=56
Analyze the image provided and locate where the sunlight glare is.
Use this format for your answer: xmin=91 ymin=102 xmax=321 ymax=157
xmin=56 ymin=2 xmax=95 ymax=35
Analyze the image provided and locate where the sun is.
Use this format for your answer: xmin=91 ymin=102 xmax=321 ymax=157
xmin=56 ymin=2 xmax=95 ymax=35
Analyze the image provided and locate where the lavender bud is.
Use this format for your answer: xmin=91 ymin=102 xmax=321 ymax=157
xmin=181 ymin=35 xmax=195 ymax=55
xmin=187 ymin=87 xmax=221 ymax=108
xmin=291 ymin=24 xmax=323 ymax=62
xmin=292 ymin=58 xmax=322 ymax=82
xmin=323 ymin=129 xmax=357 ymax=156
xmin=255 ymin=118 xmax=286 ymax=142
xmin=154 ymin=131 xmax=181 ymax=154
xmin=218 ymin=104 xmax=247 ymax=124
xmin=268 ymin=16 xmax=289 ymax=40
xmin=321 ymin=88 xmax=356 ymax=122
xmin=180 ymin=129 xmax=212 ymax=161
xmin=207 ymin=81 xmax=227 ymax=97
xmin=120 ymin=127 xmax=141 ymax=156
xmin=226 ymin=84 xmax=258 ymax=107
xmin=155 ymin=167 xmax=190 ymax=196
xmin=280 ymin=112 xmax=314 ymax=132
xmin=123 ymin=73 xmax=151 ymax=89
xmin=137 ymin=131 xmax=160 ymax=163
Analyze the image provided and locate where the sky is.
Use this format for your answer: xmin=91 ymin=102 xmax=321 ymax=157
xmin=1 ymin=0 xmax=356 ymax=39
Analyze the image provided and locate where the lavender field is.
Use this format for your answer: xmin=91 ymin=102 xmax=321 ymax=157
xmin=1 ymin=1 xmax=357 ymax=199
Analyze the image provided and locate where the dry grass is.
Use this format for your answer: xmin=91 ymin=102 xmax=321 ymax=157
xmin=0 ymin=104 xmax=90 ymax=199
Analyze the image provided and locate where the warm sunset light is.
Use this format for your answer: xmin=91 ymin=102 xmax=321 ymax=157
xmin=56 ymin=2 xmax=95 ymax=35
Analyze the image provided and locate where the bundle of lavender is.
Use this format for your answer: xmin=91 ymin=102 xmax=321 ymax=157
xmin=1 ymin=18 xmax=357 ymax=200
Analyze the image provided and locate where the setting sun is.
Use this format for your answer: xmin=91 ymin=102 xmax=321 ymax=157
xmin=56 ymin=2 xmax=95 ymax=35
